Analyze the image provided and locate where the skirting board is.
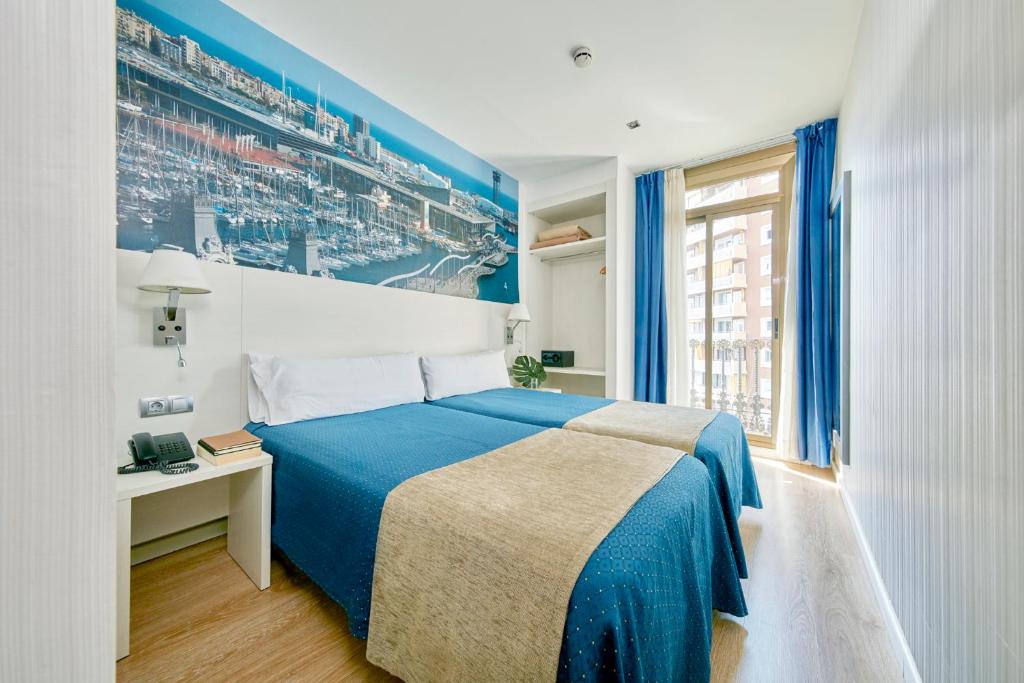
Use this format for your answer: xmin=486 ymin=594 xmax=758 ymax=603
xmin=130 ymin=518 xmax=227 ymax=565
xmin=836 ymin=474 xmax=922 ymax=683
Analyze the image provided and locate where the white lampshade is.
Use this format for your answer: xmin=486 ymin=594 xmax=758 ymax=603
xmin=137 ymin=249 xmax=211 ymax=294
xmin=507 ymin=303 xmax=531 ymax=322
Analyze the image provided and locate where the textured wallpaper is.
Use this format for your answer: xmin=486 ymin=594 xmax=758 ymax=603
xmin=838 ymin=0 xmax=1023 ymax=680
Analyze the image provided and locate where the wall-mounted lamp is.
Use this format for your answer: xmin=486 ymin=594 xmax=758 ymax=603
xmin=137 ymin=248 xmax=212 ymax=367
xmin=505 ymin=303 xmax=531 ymax=346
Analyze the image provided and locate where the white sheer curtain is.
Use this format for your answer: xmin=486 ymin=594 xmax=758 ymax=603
xmin=664 ymin=168 xmax=690 ymax=406
xmin=775 ymin=175 xmax=801 ymax=459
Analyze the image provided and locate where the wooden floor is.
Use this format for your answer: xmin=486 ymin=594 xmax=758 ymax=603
xmin=117 ymin=458 xmax=902 ymax=682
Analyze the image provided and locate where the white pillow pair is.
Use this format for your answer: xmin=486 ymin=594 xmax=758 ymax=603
xmin=248 ymin=350 xmax=509 ymax=426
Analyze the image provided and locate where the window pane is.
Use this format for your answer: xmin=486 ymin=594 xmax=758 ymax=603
xmin=685 ymin=171 xmax=780 ymax=210
xmin=684 ymin=220 xmax=708 ymax=408
xmin=706 ymin=208 xmax=774 ymax=436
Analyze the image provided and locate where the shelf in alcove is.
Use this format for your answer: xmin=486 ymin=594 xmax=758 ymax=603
xmin=530 ymin=236 xmax=606 ymax=262
xmin=543 ymin=366 xmax=605 ymax=377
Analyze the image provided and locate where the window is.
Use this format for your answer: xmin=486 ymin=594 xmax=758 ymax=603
xmin=681 ymin=142 xmax=794 ymax=443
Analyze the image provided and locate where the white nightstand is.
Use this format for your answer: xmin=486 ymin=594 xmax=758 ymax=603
xmin=116 ymin=451 xmax=273 ymax=660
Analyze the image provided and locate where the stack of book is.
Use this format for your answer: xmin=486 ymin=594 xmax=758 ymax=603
xmin=198 ymin=429 xmax=263 ymax=465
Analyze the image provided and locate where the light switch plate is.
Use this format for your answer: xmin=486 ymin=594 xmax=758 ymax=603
xmin=139 ymin=394 xmax=194 ymax=417
xmin=168 ymin=394 xmax=194 ymax=414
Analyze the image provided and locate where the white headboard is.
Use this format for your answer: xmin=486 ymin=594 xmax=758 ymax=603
xmin=116 ymin=249 xmax=509 ymax=447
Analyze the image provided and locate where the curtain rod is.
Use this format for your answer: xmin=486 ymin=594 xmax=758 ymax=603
xmin=648 ymin=132 xmax=796 ymax=175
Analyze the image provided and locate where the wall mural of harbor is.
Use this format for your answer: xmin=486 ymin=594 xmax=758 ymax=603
xmin=116 ymin=0 xmax=519 ymax=303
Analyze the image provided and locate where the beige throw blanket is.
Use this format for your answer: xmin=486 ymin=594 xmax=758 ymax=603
xmin=536 ymin=223 xmax=589 ymax=242
xmin=366 ymin=428 xmax=683 ymax=683
xmin=565 ymin=401 xmax=720 ymax=455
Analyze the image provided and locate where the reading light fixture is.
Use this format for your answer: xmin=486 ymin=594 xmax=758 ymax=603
xmin=505 ymin=303 xmax=531 ymax=346
xmin=137 ymin=247 xmax=212 ymax=367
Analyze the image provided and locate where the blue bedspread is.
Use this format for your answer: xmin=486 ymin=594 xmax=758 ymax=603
xmin=430 ymin=388 xmax=763 ymax=578
xmin=248 ymin=403 xmax=747 ymax=682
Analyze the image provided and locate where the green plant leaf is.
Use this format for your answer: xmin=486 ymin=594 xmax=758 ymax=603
xmin=511 ymin=355 xmax=547 ymax=387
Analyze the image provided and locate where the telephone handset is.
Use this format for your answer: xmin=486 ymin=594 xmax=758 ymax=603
xmin=119 ymin=432 xmax=199 ymax=476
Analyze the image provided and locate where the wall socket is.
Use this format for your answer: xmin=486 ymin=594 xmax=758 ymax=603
xmin=139 ymin=394 xmax=194 ymax=418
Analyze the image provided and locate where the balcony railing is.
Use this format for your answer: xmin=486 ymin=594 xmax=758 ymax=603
xmin=712 ymin=301 xmax=746 ymax=318
xmin=685 ymin=221 xmax=750 ymax=246
xmin=685 ymin=243 xmax=747 ymax=269
xmin=686 ymin=273 xmax=747 ymax=293
xmin=713 ymin=243 xmax=747 ymax=261
xmin=687 ymin=337 xmax=772 ymax=436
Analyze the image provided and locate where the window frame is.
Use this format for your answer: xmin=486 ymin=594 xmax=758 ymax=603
xmin=683 ymin=142 xmax=795 ymax=448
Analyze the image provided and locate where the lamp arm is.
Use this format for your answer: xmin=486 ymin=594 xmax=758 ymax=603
xmin=165 ymin=287 xmax=182 ymax=321
xmin=505 ymin=319 xmax=527 ymax=346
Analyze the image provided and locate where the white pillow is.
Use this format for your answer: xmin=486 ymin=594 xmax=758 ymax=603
xmin=246 ymin=352 xmax=273 ymax=423
xmin=250 ymin=353 xmax=425 ymax=426
xmin=419 ymin=350 xmax=511 ymax=401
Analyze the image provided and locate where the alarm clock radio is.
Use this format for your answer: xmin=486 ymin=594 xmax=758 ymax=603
xmin=541 ymin=350 xmax=574 ymax=367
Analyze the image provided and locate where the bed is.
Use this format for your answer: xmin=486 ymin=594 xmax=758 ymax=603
xmin=428 ymin=387 xmax=763 ymax=578
xmin=248 ymin=402 xmax=747 ymax=682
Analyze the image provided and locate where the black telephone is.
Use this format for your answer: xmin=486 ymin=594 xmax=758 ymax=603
xmin=119 ymin=432 xmax=199 ymax=476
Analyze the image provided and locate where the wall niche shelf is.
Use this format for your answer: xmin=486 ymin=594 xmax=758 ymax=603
xmin=543 ymin=366 xmax=606 ymax=377
xmin=525 ymin=184 xmax=610 ymax=398
xmin=530 ymin=236 xmax=607 ymax=262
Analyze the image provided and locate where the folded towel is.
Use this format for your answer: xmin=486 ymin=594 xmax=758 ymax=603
xmin=530 ymin=232 xmax=589 ymax=250
xmin=537 ymin=224 xmax=592 ymax=242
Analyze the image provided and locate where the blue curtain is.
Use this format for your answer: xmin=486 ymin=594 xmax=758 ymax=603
xmin=634 ymin=170 xmax=667 ymax=403
xmin=794 ymin=119 xmax=838 ymax=467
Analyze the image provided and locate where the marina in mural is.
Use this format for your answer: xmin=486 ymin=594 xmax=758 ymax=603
xmin=115 ymin=3 xmax=519 ymax=302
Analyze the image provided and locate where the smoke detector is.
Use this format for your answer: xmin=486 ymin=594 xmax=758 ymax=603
xmin=573 ymin=46 xmax=593 ymax=68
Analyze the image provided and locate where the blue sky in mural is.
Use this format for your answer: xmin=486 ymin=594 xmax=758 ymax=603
xmin=119 ymin=0 xmax=518 ymax=210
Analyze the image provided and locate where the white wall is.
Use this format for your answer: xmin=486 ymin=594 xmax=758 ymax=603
xmin=117 ymin=250 xmax=509 ymax=542
xmin=0 ymin=2 xmax=116 ymax=680
xmin=838 ymin=1 xmax=1023 ymax=680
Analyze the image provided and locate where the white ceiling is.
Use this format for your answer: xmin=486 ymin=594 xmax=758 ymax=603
xmin=226 ymin=0 xmax=863 ymax=184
